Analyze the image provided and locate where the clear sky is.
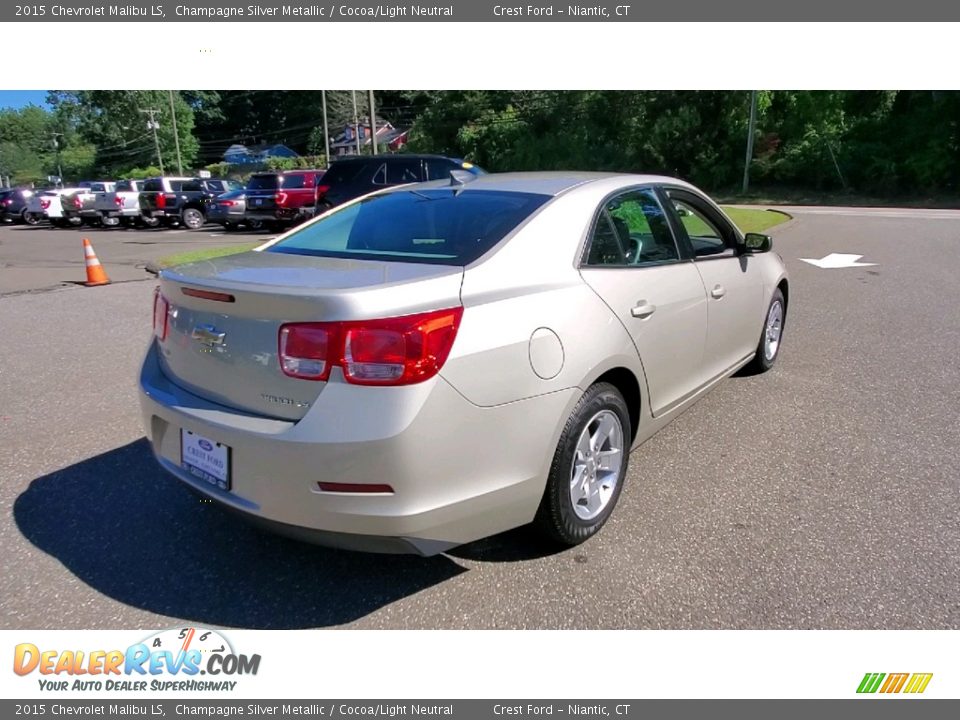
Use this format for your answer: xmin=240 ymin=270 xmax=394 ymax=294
xmin=0 ymin=91 xmax=51 ymax=110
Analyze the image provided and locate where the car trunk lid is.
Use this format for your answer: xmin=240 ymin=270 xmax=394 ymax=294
xmin=155 ymin=250 xmax=464 ymax=420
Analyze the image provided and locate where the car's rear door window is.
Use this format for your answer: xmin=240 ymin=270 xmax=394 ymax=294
xmin=267 ymin=189 xmax=550 ymax=265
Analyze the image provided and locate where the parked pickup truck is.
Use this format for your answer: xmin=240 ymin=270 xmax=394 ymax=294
xmin=25 ymin=188 xmax=87 ymax=227
xmin=139 ymin=177 xmax=240 ymax=229
xmin=94 ymin=179 xmax=156 ymax=228
xmin=61 ymin=182 xmax=116 ymax=226
xmin=243 ymin=169 xmax=325 ymax=229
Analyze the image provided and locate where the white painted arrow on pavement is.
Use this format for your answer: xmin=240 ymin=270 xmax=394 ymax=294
xmin=799 ymin=253 xmax=877 ymax=269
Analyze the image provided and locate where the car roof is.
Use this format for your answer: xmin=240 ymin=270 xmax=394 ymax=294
xmin=331 ymin=154 xmax=461 ymax=163
xmin=382 ymin=171 xmax=692 ymax=198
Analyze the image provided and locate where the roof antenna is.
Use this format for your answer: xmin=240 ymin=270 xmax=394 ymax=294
xmin=449 ymin=169 xmax=476 ymax=195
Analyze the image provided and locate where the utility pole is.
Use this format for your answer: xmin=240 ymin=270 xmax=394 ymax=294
xmin=351 ymin=91 xmax=361 ymax=155
xmin=168 ymin=90 xmax=183 ymax=174
xmin=368 ymin=90 xmax=378 ymax=155
xmin=51 ymin=132 xmax=64 ymax=182
xmin=140 ymin=108 xmax=164 ymax=175
xmin=321 ymin=90 xmax=330 ymax=167
xmin=741 ymin=90 xmax=758 ymax=194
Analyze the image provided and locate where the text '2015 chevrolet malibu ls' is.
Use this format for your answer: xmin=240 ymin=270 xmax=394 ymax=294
xmin=140 ymin=172 xmax=789 ymax=555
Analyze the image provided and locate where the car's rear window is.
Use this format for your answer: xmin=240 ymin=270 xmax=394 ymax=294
xmin=266 ymin=189 xmax=550 ymax=266
xmin=247 ymin=175 xmax=280 ymax=190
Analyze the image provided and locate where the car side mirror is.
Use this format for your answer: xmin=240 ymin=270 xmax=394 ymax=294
xmin=740 ymin=232 xmax=772 ymax=254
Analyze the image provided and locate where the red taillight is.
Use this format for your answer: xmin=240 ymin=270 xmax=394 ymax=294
xmin=219 ymin=200 xmax=236 ymax=207
xmin=1 ymin=199 xmax=11 ymax=206
xmin=71 ymin=196 xmax=81 ymax=209
xmin=152 ymin=288 xmax=169 ymax=341
xmin=156 ymin=193 xmax=167 ymax=209
xmin=114 ymin=197 xmax=124 ymax=207
xmin=40 ymin=199 xmax=51 ymax=210
xmin=279 ymin=325 xmax=331 ymax=379
xmin=278 ymin=307 xmax=463 ymax=385
xmin=275 ymin=192 xmax=288 ymax=206
xmin=315 ymin=184 xmax=330 ymax=201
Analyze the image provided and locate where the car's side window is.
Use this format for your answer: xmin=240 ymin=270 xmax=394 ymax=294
xmin=583 ymin=188 xmax=680 ymax=268
xmin=607 ymin=189 xmax=680 ymax=265
xmin=386 ymin=160 xmax=423 ymax=184
xmin=585 ymin=212 xmax=627 ymax=266
xmin=666 ymin=190 xmax=738 ymax=258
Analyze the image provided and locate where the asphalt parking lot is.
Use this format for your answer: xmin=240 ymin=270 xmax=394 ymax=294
xmin=1 ymin=208 xmax=958 ymax=629
xmin=0 ymin=223 xmax=272 ymax=296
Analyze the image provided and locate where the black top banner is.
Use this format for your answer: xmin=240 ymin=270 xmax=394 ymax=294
xmin=3 ymin=0 xmax=954 ymax=22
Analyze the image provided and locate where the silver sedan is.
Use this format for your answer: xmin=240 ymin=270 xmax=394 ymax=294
xmin=139 ymin=172 xmax=788 ymax=555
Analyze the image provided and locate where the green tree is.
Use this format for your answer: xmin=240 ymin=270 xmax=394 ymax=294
xmin=48 ymin=91 xmax=199 ymax=175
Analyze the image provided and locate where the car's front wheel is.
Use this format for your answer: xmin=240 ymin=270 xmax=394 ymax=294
xmin=535 ymin=382 xmax=630 ymax=546
xmin=21 ymin=208 xmax=40 ymax=226
xmin=746 ymin=287 xmax=786 ymax=373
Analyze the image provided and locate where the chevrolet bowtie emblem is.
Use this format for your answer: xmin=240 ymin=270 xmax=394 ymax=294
xmin=192 ymin=324 xmax=226 ymax=347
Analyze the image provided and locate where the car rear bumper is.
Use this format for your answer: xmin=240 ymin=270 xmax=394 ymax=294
xmin=99 ymin=208 xmax=141 ymax=218
xmin=139 ymin=341 xmax=573 ymax=555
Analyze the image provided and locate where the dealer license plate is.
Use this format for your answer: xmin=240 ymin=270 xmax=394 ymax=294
xmin=181 ymin=429 xmax=231 ymax=490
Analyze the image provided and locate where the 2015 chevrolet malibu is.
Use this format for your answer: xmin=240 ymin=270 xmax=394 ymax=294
xmin=140 ymin=172 xmax=789 ymax=555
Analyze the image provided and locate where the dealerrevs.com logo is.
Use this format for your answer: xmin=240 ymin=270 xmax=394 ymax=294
xmin=857 ymin=673 xmax=933 ymax=695
xmin=13 ymin=627 xmax=261 ymax=692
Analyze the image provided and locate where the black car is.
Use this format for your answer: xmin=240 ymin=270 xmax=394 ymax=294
xmin=0 ymin=188 xmax=39 ymax=225
xmin=317 ymin=155 xmax=485 ymax=210
xmin=139 ymin=177 xmax=241 ymax=229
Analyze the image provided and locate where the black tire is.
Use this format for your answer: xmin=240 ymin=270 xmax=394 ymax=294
xmin=534 ymin=382 xmax=631 ymax=546
xmin=745 ymin=288 xmax=786 ymax=373
xmin=223 ymin=222 xmax=239 ymax=232
xmin=181 ymin=207 xmax=205 ymax=230
xmin=138 ymin=215 xmax=160 ymax=229
xmin=246 ymin=218 xmax=263 ymax=231
xmin=21 ymin=209 xmax=40 ymax=226
xmin=101 ymin=214 xmax=120 ymax=228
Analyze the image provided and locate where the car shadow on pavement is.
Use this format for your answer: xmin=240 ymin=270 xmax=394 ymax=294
xmin=13 ymin=439 xmax=467 ymax=629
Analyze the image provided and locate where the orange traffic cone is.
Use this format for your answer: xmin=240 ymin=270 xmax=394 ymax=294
xmin=82 ymin=238 xmax=111 ymax=286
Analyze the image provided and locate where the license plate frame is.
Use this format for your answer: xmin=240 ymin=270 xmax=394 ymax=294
xmin=180 ymin=429 xmax=231 ymax=491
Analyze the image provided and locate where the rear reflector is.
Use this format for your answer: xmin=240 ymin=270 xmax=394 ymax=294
xmin=317 ymin=482 xmax=394 ymax=494
xmin=181 ymin=287 xmax=236 ymax=303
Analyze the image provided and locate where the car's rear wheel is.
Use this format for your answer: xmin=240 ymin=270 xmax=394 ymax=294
xmin=138 ymin=215 xmax=160 ymax=229
xmin=101 ymin=215 xmax=120 ymax=227
xmin=21 ymin=208 xmax=40 ymax=226
xmin=182 ymin=207 xmax=205 ymax=230
xmin=746 ymin=288 xmax=786 ymax=373
xmin=535 ymin=382 xmax=630 ymax=546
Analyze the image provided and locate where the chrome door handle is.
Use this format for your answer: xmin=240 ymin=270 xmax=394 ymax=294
xmin=631 ymin=301 xmax=657 ymax=319
xmin=710 ymin=285 xmax=726 ymax=299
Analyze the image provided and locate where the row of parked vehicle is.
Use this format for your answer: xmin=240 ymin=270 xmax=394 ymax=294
xmin=0 ymin=154 xmax=485 ymax=232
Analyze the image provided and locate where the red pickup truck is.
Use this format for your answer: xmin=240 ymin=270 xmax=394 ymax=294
xmin=243 ymin=169 xmax=325 ymax=229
